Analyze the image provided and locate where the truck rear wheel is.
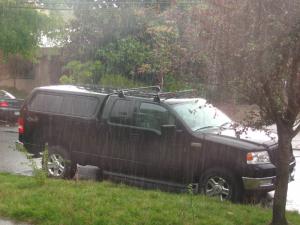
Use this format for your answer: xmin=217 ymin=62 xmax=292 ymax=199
xmin=201 ymin=168 xmax=242 ymax=202
xmin=43 ymin=146 xmax=77 ymax=179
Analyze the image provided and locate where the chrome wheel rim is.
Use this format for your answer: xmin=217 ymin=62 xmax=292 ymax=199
xmin=47 ymin=154 xmax=65 ymax=177
xmin=205 ymin=176 xmax=231 ymax=201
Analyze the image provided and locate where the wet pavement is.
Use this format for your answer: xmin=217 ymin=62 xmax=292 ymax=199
xmin=286 ymin=150 xmax=300 ymax=212
xmin=266 ymin=125 xmax=300 ymax=212
xmin=267 ymin=150 xmax=300 ymax=212
xmin=0 ymin=124 xmax=99 ymax=178
xmin=294 ymin=138 xmax=300 ymax=150
xmin=0 ymin=125 xmax=33 ymax=176
xmin=0 ymin=124 xmax=300 ymax=225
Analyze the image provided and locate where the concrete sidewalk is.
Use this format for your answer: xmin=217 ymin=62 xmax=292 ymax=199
xmin=293 ymin=132 xmax=300 ymax=150
xmin=267 ymin=124 xmax=300 ymax=150
xmin=0 ymin=218 xmax=30 ymax=225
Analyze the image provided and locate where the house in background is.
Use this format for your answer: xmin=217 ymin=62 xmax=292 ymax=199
xmin=0 ymin=48 xmax=63 ymax=93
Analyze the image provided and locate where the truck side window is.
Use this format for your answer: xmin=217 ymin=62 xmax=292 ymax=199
xmin=60 ymin=95 xmax=98 ymax=117
xmin=29 ymin=93 xmax=63 ymax=113
xmin=109 ymin=99 xmax=135 ymax=125
xmin=29 ymin=93 xmax=98 ymax=118
xmin=135 ymin=103 xmax=174 ymax=132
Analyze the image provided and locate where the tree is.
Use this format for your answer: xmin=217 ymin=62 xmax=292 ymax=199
xmin=60 ymin=60 xmax=103 ymax=84
xmin=64 ymin=2 xmax=152 ymax=61
xmin=144 ymin=21 xmax=180 ymax=88
xmin=0 ymin=0 xmax=60 ymax=59
xmin=63 ymin=2 xmax=186 ymax=88
xmin=166 ymin=1 xmax=300 ymax=223
xmin=97 ymin=37 xmax=152 ymax=80
xmin=269 ymin=24 xmax=300 ymax=225
xmin=196 ymin=1 xmax=300 ymax=224
xmin=235 ymin=2 xmax=300 ymax=224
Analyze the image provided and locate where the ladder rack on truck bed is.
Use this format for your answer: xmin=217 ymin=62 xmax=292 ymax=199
xmin=77 ymin=84 xmax=196 ymax=102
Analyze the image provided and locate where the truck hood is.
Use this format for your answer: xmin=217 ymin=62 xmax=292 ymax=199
xmin=202 ymin=127 xmax=278 ymax=148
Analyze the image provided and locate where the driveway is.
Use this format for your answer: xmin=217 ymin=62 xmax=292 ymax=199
xmin=0 ymin=125 xmax=32 ymax=175
xmin=0 ymin=124 xmax=99 ymax=179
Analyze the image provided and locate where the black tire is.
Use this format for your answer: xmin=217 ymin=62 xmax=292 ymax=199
xmin=42 ymin=146 xmax=77 ymax=179
xmin=201 ymin=168 xmax=242 ymax=202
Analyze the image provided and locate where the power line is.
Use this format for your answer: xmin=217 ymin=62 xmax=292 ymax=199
xmin=2 ymin=0 xmax=205 ymax=11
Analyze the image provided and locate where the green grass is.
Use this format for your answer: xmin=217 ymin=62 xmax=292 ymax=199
xmin=0 ymin=173 xmax=299 ymax=225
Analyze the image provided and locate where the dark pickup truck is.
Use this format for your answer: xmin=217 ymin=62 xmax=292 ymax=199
xmin=16 ymin=85 xmax=296 ymax=202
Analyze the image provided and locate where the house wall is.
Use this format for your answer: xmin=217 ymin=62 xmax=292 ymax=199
xmin=0 ymin=48 xmax=63 ymax=93
xmin=0 ymin=52 xmax=10 ymax=86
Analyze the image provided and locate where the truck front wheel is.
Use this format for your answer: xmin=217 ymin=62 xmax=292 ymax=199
xmin=202 ymin=168 xmax=242 ymax=202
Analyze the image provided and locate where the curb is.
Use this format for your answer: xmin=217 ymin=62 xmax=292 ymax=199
xmin=293 ymin=149 xmax=300 ymax=157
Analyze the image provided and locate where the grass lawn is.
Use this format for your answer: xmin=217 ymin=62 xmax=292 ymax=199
xmin=0 ymin=173 xmax=299 ymax=225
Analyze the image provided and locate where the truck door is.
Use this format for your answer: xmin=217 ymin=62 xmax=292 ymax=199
xmin=131 ymin=102 xmax=186 ymax=183
xmin=104 ymin=98 xmax=136 ymax=174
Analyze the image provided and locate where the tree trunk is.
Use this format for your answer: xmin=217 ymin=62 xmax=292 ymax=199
xmin=271 ymin=124 xmax=292 ymax=225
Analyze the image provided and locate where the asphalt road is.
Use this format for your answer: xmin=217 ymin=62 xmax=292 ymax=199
xmin=0 ymin=125 xmax=299 ymax=212
xmin=0 ymin=125 xmax=32 ymax=176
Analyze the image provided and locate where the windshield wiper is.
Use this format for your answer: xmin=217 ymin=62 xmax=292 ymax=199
xmin=195 ymin=123 xmax=232 ymax=132
xmin=194 ymin=126 xmax=219 ymax=131
xmin=219 ymin=122 xmax=232 ymax=128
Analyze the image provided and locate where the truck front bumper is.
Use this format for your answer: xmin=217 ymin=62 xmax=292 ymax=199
xmin=242 ymin=160 xmax=296 ymax=191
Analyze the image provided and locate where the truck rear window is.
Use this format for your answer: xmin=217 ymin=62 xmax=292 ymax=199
xmin=29 ymin=92 xmax=99 ymax=117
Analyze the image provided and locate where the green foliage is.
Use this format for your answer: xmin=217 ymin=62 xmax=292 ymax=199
xmin=63 ymin=3 xmax=187 ymax=88
xmin=163 ymin=74 xmax=191 ymax=91
xmin=97 ymin=37 xmax=152 ymax=79
xmin=16 ymin=143 xmax=47 ymax=186
xmin=0 ymin=0 xmax=62 ymax=59
xmin=66 ymin=5 xmax=151 ymax=60
xmin=60 ymin=60 xmax=103 ymax=85
xmin=100 ymin=74 xmax=144 ymax=88
xmin=62 ymin=2 xmax=194 ymax=89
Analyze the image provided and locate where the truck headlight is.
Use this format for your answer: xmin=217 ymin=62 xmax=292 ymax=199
xmin=247 ymin=151 xmax=271 ymax=164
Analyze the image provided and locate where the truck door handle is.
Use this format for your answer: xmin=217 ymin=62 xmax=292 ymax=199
xmin=191 ymin=142 xmax=202 ymax=149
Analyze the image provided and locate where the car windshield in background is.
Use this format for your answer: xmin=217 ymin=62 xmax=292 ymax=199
xmin=172 ymin=100 xmax=231 ymax=132
xmin=0 ymin=90 xmax=16 ymax=99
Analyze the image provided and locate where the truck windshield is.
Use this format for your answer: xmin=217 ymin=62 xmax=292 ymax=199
xmin=172 ymin=101 xmax=232 ymax=132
